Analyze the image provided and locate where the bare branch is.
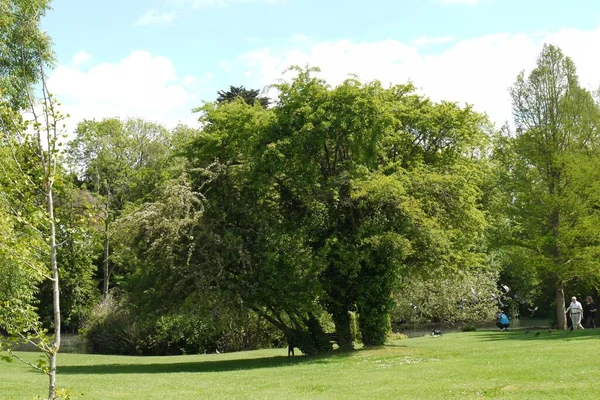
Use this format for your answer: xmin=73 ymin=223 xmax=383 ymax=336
xmin=7 ymin=350 xmax=48 ymax=375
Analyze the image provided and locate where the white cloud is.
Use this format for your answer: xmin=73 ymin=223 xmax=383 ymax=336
xmin=48 ymin=51 xmax=204 ymax=134
xmin=135 ymin=9 xmax=177 ymax=26
xmin=227 ymin=27 xmax=600 ymax=128
xmin=412 ymin=36 xmax=452 ymax=46
xmin=71 ymin=51 xmax=92 ymax=67
xmin=183 ymin=75 xmax=199 ymax=85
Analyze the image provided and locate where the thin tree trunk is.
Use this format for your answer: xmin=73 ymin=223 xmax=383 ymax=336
xmin=556 ymin=280 xmax=566 ymax=330
xmin=255 ymin=315 xmax=262 ymax=349
xmin=47 ymin=184 xmax=60 ymax=400
xmin=102 ymin=201 xmax=110 ymax=299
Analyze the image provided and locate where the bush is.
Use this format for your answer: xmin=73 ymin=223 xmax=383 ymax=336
xmin=461 ymin=324 xmax=477 ymax=332
xmin=149 ymin=310 xmax=282 ymax=355
xmin=148 ymin=313 xmax=220 ymax=355
xmin=82 ymin=294 xmax=142 ymax=355
xmin=83 ymin=294 xmax=283 ymax=355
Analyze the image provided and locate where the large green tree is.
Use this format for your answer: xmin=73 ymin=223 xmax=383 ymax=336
xmin=263 ymin=68 xmax=490 ymax=347
xmin=497 ymin=44 xmax=600 ymax=329
xmin=125 ymin=68 xmax=492 ymax=353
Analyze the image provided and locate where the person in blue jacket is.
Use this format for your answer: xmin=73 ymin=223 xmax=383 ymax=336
xmin=496 ymin=310 xmax=510 ymax=331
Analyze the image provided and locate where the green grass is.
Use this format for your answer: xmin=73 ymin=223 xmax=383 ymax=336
xmin=2 ymin=328 xmax=599 ymax=399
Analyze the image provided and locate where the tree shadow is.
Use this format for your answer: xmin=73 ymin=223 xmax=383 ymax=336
xmin=58 ymin=350 xmax=357 ymax=375
xmin=472 ymin=328 xmax=600 ymax=342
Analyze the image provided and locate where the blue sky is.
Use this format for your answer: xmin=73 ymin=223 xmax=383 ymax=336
xmin=41 ymin=0 xmax=600 ymax=130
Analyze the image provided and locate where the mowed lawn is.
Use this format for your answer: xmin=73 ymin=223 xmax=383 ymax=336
xmin=2 ymin=329 xmax=599 ymax=399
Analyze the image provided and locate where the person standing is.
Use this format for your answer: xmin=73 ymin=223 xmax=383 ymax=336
xmin=583 ymin=296 xmax=597 ymax=329
xmin=566 ymin=296 xmax=584 ymax=330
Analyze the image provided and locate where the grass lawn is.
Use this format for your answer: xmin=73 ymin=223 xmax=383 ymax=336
xmin=1 ymin=328 xmax=599 ymax=399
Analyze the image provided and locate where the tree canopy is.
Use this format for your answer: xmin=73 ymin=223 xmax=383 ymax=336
xmin=216 ymin=85 xmax=270 ymax=108
xmin=494 ymin=44 xmax=600 ymax=329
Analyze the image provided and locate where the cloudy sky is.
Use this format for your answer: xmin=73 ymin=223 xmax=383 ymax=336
xmin=42 ymin=0 xmax=600 ymax=131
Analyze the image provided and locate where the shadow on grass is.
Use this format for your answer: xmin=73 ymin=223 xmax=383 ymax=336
xmin=473 ymin=328 xmax=600 ymax=342
xmin=58 ymin=350 xmax=357 ymax=375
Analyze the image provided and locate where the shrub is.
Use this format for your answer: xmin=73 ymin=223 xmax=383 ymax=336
xmin=82 ymin=294 xmax=142 ymax=355
xmin=145 ymin=313 xmax=217 ymax=355
xmin=83 ymin=294 xmax=283 ymax=355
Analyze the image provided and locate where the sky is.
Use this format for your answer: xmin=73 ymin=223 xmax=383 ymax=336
xmin=41 ymin=0 xmax=600 ymax=131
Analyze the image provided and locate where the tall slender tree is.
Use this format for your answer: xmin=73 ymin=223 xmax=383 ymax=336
xmin=0 ymin=1 xmax=66 ymax=398
xmin=499 ymin=44 xmax=600 ymax=329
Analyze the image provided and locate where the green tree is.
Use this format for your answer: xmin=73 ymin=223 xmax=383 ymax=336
xmin=216 ymin=85 xmax=269 ymax=108
xmin=498 ymin=44 xmax=600 ymax=329
xmin=167 ymin=97 xmax=333 ymax=355
xmin=0 ymin=1 xmax=68 ymax=398
xmin=264 ymin=68 xmax=490 ymax=346
xmin=0 ymin=0 xmax=54 ymax=108
xmin=114 ymin=68 xmax=492 ymax=355
xmin=68 ymin=118 xmax=171 ymax=297
xmin=37 ymin=182 xmax=102 ymax=332
xmin=0 ymin=63 xmax=66 ymax=400
xmin=184 ymin=68 xmax=490 ymax=350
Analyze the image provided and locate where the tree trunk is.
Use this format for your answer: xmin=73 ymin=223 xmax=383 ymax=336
xmin=305 ymin=313 xmax=333 ymax=353
xmin=250 ymin=308 xmax=332 ymax=355
xmin=102 ymin=201 xmax=110 ymax=299
xmin=47 ymin=184 xmax=60 ymax=400
xmin=556 ymin=280 xmax=566 ymax=330
xmin=331 ymin=309 xmax=354 ymax=350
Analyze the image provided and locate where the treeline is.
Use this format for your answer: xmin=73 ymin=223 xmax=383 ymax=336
xmin=3 ymin=36 xmax=600 ymax=358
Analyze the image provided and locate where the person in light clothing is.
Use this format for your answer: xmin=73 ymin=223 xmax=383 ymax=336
xmin=566 ymin=296 xmax=584 ymax=330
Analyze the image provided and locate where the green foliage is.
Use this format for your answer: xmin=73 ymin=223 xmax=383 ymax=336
xmin=215 ymin=85 xmax=270 ymax=108
xmin=102 ymin=176 xmax=285 ymax=355
xmin=495 ymin=44 xmax=600 ymax=328
xmin=0 ymin=6 xmax=67 ymax=394
xmin=0 ymin=107 xmax=52 ymax=371
xmin=68 ymin=117 xmax=174 ymax=297
xmin=392 ymin=269 xmax=500 ymax=326
xmin=83 ymin=293 xmax=283 ymax=356
xmin=82 ymin=294 xmax=140 ymax=355
xmin=0 ymin=0 xmax=54 ymax=109
xmin=167 ymin=67 xmax=492 ymax=351
xmin=0 ymin=300 xmax=50 ymax=374
xmin=69 ymin=117 xmax=172 ymax=205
